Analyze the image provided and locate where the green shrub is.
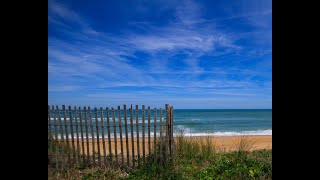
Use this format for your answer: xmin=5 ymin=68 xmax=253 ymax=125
xmin=49 ymin=134 xmax=272 ymax=179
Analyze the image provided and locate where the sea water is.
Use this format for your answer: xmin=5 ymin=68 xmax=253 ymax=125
xmin=48 ymin=109 xmax=272 ymax=139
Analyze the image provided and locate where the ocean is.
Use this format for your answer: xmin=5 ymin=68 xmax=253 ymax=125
xmin=48 ymin=109 xmax=272 ymax=139
xmin=174 ymin=109 xmax=271 ymax=136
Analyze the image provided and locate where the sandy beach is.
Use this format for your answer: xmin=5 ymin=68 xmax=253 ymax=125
xmin=55 ymin=135 xmax=271 ymax=156
xmin=185 ymin=135 xmax=272 ymax=151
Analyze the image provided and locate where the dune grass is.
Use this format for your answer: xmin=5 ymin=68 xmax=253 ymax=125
xmin=48 ymin=134 xmax=272 ymax=179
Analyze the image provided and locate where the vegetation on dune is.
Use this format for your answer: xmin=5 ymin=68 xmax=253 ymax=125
xmin=48 ymin=134 xmax=272 ymax=180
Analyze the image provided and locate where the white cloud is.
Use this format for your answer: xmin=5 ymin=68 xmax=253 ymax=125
xmin=127 ymin=28 xmax=218 ymax=52
xmin=48 ymin=0 xmax=271 ymax=108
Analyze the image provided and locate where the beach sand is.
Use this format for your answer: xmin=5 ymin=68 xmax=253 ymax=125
xmin=185 ymin=135 xmax=272 ymax=152
xmin=56 ymin=135 xmax=271 ymax=156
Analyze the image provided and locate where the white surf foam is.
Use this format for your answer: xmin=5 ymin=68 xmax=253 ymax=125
xmin=181 ymin=129 xmax=272 ymax=137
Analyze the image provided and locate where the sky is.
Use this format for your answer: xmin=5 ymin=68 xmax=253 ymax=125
xmin=48 ymin=0 xmax=272 ymax=109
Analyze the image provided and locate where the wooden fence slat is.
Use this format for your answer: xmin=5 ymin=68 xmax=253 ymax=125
xmin=100 ymin=107 xmax=107 ymax=166
xmin=56 ymin=106 xmax=65 ymax=169
xmin=159 ymin=108 xmax=163 ymax=165
xmin=148 ymin=106 xmax=151 ymax=155
xmin=56 ymin=106 xmax=65 ymax=170
xmin=84 ymin=107 xmax=90 ymax=164
xmin=165 ymin=104 xmax=170 ymax=164
xmin=168 ymin=105 xmax=172 ymax=158
xmin=52 ymin=105 xmax=59 ymax=169
xmin=106 ymin=107 xmax=112 ymax=162
xmin=136 ymin=105 xmax=140 ymax=167
xmin=68 ymin=106 xmax=76 ymax=164
xmin=130 ymin=105 xmax=135 ymax=167
xmin=88 ymin=107 xmax=96 ymax=165
xmin=49 ymin=104 xmax=173 ymax=169
xmin=171 ymin=106 xmax=174 ymax=158
xmin=142 ymin=105 xmax=145 ymax=164
xmin=62 ymin=105 xmax=71 ymax=166
xmin=118 ymin=106 xmax=124 ymax=166
xmin=154 ymin=108 xmax=157 ymax=163
xmin=74 ymin=106 xmax=81 ymax=164
xmin=112 ymin=107 xmax=118 ymax=166
xmin=94 ymin=107 xmax=101 ymax=166
xmin=48 ymin=105 xmax=53 ymax=153
xmin=124 ymin=105 xmax=130 ymax=166
xmin=79 ymin=107 xmax=86 ymax=164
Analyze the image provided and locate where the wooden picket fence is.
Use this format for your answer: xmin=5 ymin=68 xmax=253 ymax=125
xmin=48 ymin=104 xmax=174 ymax=170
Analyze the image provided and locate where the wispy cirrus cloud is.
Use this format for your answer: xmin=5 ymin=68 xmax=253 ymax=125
xmin=48 ymin=0 xmax=240 ymax=85
xmin=48 ymin=0 xmax=271 ymax=108
xmin=127 ymin=27 xmax=239 ymax=53
xmin=48 ymin=0 xmax=99 ymax=35
xmin=49 ymin=85 xmax=82 ymax=92
xmin=174 ymin=0 xmax=205 ymax=25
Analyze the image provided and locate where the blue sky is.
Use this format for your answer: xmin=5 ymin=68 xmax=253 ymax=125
xmin=48 ymin=0 xmax=272 ymax=109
